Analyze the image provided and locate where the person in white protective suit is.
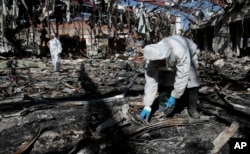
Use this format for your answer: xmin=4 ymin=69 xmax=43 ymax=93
xmin=48 ymin=34 xmax=62 ymax=72
xmin=140 ymin=35 xmax=201 ymax=122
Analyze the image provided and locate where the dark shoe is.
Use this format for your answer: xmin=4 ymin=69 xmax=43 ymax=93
xmin=188 ymin=87 xmax=200 ymax=119
xmin=164 ymin=106 xmax=175 ymax=117
xmin=153 ymin=105 xmax=175 ymax=117
xmin=188 ymin=108 xmax=200 ymax=119
xmin=155 ymin=103 xmax=165 ymax=112
xmin=157 ymin=92 xmax=168 ymax=112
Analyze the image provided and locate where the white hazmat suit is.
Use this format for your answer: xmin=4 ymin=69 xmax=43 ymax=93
xmin=143 ymin=35 xmax=201 ymax=108
xmin=48 ymin=35 xmax=62 ymax=72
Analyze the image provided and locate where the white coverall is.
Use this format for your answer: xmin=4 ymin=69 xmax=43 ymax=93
xmin=48 ymin=36 xmax=62 ymax=71
xmin=143 ymin=35 xmax=201 ymax=107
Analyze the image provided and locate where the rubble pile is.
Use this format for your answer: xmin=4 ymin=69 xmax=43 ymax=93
xmin=0 ymin=51 xmax=250 ymax=154
xmin=0 ymin=57 xmax=145 ymax=100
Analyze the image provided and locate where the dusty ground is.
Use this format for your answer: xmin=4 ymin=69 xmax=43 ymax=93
xmin=0 ymin=52 xmax=250 ymax=154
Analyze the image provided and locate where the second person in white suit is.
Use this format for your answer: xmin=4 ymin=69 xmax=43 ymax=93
xmin=48 ymin=33 xmax=62 ymax=72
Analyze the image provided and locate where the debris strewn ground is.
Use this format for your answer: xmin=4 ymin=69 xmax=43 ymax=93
xmin=0 ymin=51 xmax=250 ymax=154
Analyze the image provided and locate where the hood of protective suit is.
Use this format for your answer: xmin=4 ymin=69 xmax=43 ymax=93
xmin=143 ymin=42 xmax=170 ymax=61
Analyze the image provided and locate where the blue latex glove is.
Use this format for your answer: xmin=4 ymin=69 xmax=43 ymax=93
xmin=140 ymin=106 xmax=151 ymax=122
xmin=165 ymin=96 xmax=176 ymax=107
xmin=164 ymin=96 xmax=176 ymax=116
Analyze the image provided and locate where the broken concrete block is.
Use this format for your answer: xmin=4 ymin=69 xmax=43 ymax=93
xmin=0 ymin=60 xmax=13 ymax=68
xmin=241 ymin=66 xmax=250 ymax=73
xmin=238 ymin=56 xmax=250 ymax=64
xmin=17 ymin=60 xmax=47 ymax=68
xmin=214 ymin=59 xmax=225 ymax=68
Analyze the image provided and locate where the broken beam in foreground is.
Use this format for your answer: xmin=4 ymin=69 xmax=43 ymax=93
xmin=23 ymin=94 xmax=126 ymax=106
xmin=128 ymin=117 xmax=211 ymax=137
xmin=211 ymin=121 xmax=239 ymax=154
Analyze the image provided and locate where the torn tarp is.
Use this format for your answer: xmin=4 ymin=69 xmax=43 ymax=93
xmin=168 ymin=9 xmax=197 ymax=32
xmin=181 ymin=0 xmax=224 ymax=21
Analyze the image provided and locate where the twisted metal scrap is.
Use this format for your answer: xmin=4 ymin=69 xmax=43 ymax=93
xmin=16 ymin=126 xmax=48 ymax=154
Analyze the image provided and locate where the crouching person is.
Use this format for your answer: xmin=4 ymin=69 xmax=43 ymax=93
xmin=140 ymin=35 xmax=201 ymax=122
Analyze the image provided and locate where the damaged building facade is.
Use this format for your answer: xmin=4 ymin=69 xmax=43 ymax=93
xmin=0 ymin=0 xmax=250 ymax=56
xmin=188 ymin=0 xmax=250 ymax=57
xmin=136 ymin=0 xmax=250 ymax=57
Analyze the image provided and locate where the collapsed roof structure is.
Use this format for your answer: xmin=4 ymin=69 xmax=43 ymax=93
xmin=0 ymin=0 xmax=249 ymax=57
xmin=0 ymin=1 xmax=250 ymax=153
xmin=135 ymin=0 xmax=250 ymax=56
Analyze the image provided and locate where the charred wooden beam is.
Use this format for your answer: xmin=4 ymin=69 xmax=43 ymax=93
xmin=2 ymin=104 xmax=54 ymax=118
xmin=23 ymin=94 xmax=126 ymax=106
xmin=128 ymin=117 xmax=211 ymax=137
xmin=217 ymin=92 xmax=250 ymax=116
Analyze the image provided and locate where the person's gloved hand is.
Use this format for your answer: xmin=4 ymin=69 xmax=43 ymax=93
xmin=166 ymin=96 xmax=176 ymax=107
xmin=164 ymin=96 xmax=176 ymax=116
xmin=140 ymin=106 xmax=151 ymax=122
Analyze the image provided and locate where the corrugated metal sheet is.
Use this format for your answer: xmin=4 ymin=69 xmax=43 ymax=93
xmin=168 ymin=9 xmax=197 ymax=31
xmin=181 ymin=0 xmax=224 ymax=20
xmin=166 ymin=0 xmax=225 ymax=31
